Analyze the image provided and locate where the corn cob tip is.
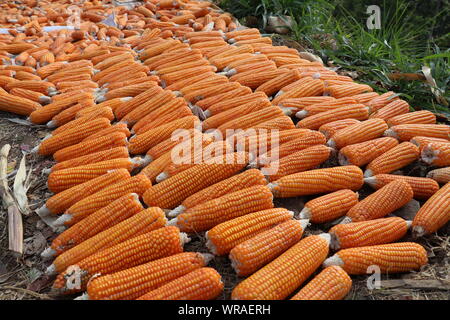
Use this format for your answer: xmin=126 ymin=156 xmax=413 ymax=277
xmin=36 ymin=205 xmax=50 ymax=217
xmin=167 ymin=217 xmax=178 ymax=227
xmin=298 ymin=218 xmax=310 ymax=230
xmin=319 ymin=233 xmax=331 ymax=244
xmin=96 ymin=95 xmax=106 ymax=103
xmin=406 ymin=220 xmax=413 ymax=229
xmin=340 ymin=216 xmax=353 ymax=224
xmin=131 ymin=156 xmax=150 ymax=168
xmin=295 ymin=110 xmax=307 ymax=119
xmin=363 ymin=176 xmax=376 ymax=187
xmin=326 ymin=139 xmax=336 ymax=149
xmin=226 ymin=69 xmax=237 ymax=76
xmin=205 ymin=232 xmax=218 ymax=255
xmin=323 ymin=254 xmax=344 ymax=268
xmin=46 ymin=120 xmax=57 ymax=129
xmin=173 ymin=91 xmax=182 ymax=97
xmin=329 ymin=232 xmax=341 ymax=251
xmin=74 ymin=293 xmax=89 ymax=300
xmin=364 ymin=169 xmax=374 ymax=178
xmin=156 ymin=172 xmax=169 ymax=183
xmin=31 ymin=145 xmax=39 ymax=154
xmin=412 ymin=226 xmax=426 ymax=238
xmin=40 ymin=247 xmax=56 ymax=260
xmin=203 ymin=110 xmax=211 ymax=118
xmin=167 ymin=205 xmax=186 ymax=218
xmin=247 ymin=161 xmax=259 ymax=169
xmin=53 ymin=213 xmax=72 ymax=227
xmin=281 ymin=107 xmax=295 ymax=116
xmin=180 ymin=232 xmax=191 ymax=246
xmin=383 ymin=129 xmax=398 ymax=139
xmin=267 ymin=182 xmax=278 ymax=194
xmin=45 ymin=264 xmax=56 ymax=276
xmin=299 ymin=207 xmax=311 ymax=220
xmin=39 ymin=96 xmax=52 ymax=105
xmin=200 ymin=253 xmax=214 ymax=265
xmin=421 ymin=147 xmax=440 ymax=165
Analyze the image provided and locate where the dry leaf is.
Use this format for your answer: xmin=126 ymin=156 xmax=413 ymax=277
xmin=13 ymin=153 xmax=30 ymax=215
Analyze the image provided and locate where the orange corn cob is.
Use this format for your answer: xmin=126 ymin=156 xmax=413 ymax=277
xmin=296 ymin=104 xmax=369 ymax=130
xmin=46 ymin=208 xmax=167 ymax=275
xmin=39 ymin=169 xmax=130 ymax=217
xmin=140 ymin=151 xmax=174 ymax=183
xmin=165 ymin=72 xmax=216 ymax=92
xmin=0 ymin=92 xmax=40 ymax=115
xmin=338 ymin=137 xmax=399 ymax=167
xmin=326 ymin=83 xmax=373 ymax=99
xmin=253 ymin=131 xmax=326 ymax=167
xmin=86 ymin=252 xmax=210 ymax=300
xmin=143 ymin=152 xmax=249 ymax=209
xmin=209 ymin=53 xmax=255 ymax=70
xmin=53 ymin=132 xmax=128 ymax=163
xmin=195 ymin=86 xmax=252 ymax=111
xmin=290 ymin=266 xmax=352 ymax=300
xmin=205 ymin=208 xmax=293 ymax=255
xmin=9 ymin=87 xmax=51 ymax=104
xmin=145 ymin=128 xmax=201 ymax=161
xmin=231 ymin=68 xmax=290 ymax=90
xmin=231 ymin=234 xmax=330 ymax=300
xmin=329 ymin=217 xmax=410 ymax=250
xmin=106 ymin=76 xmax=157 ymax=91
xmin=223 ymin=55 xmax=269 ymax=71
xmin=47 ymin=158 xmax=142 ymax=194
xmin=279 ymin=96 xmax=336 ymax=115
xmin=323 ymin=243 xmax=428 ymax=274
xmin=365 ymin=174 xmax=439 ymax=199
xmin=128 ymin=116 xmax=199 ymax=155
xmin=136 ymin=267 xmax=223 ymax=300
xmin=327 ymin=119 xmax=388 ymax=149
xmin=229 ymin=219 xmax=306 ymax=276
xmin=36 ymin=118 xmax=111 ymax=156
xmin=144 ymin=48 xmax=199 ymax=69
xmin=102 ymin=82 xmax=157 ymax=101
xmin=50 ymin=107 xmax=113 ymax=136
xmin=385 ymin=124 xmax=450 ymax=141
xmin=368 ymin=91 xmax=399 ymax=112
xmin=94 ymin=53 xmax=134 ymax=71
xmin=351 ymin=92 xmax=379 ymax=104
xmin=369 ymin=99 xmax=410 ymax=121
xmin=181 ymin=82 xmax=241 ymax=104
xmin=50 ymin=147 xmax=129 ymax=172
xmin=410 ymin=136 xmax=449 ymax=150
xmin=344 ymin=179 xmax=413 ymax=222
xmin=59 ymin=174 xmax=152 ymax=227
xmin=295 ymin=98 xmax=359 ymax=118
xmin=45 ymin=193 xmax=143 ymax=258
xmin=170 ymin=185 xmax=274 ymax=233
xmin=83 ymin=123 xmax=131 ymax=142
xmin=421 ymin=141 xmax=450 ymax=167
xmin=412 ymin=182 xmax=450 ymax=236
xmin=319 ymin=119 xmax=361 ymax=139
xmin=168 ymin=169 xmax=267 ymax=217
xmin=427 ymin=167 xmax=450 ymax=184
xmin=299 ymin=189 xmax=359 ymax=223
xmin=120 ymin=90 xmax=176 ymax=126
xmin=265 ymin=145 xmax=332 ymax=181
xmin=14 ymin=71 xmax=41 ymax=81
xmin=365 ymin=142 xmax=419 ymax=177
xmin=53 ymin=226 xmax=186 ymax=294
xmin=236 ymin=115 xmax=295 ymax=133
xmin=254 ymin=69 xmax=302 ymax=97
xmin=269 ymin=166 xmax=364 ymax=198
xmin=110 ymin=86 xmax=164 ymax=120
xmin=271 ymin=78 xmax=325 ymax=105
xmin=387 ymin=110 xmax=436 ymax=126
xmin=159 ymin=65 xmax=218 ymax=86
xmin=204 ymin=92 xmax=269 ymax=117
xmin=226 ymin=60 xmax=276 ymax=76
xmin=154 ymin=60 xmax=209 ymax=76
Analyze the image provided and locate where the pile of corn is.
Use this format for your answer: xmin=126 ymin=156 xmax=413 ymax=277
xmin=0 ymin=0 xmax=449 ymax=300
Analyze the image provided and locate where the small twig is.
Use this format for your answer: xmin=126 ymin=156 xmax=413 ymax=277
xmin=0 ymin=286 xmax=52 ymax=300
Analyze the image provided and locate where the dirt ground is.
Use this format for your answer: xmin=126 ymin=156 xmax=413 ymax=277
xmin=0 ymin=107 xmax=448 ymax=300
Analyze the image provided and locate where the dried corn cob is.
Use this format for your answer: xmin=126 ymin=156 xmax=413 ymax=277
xmin=351 ymin=92 xmax=379 ymax=104
xmin=299 ymin=189 xmax=359 ymax=223
xmin=271 ymin=78 xmax=324 ymax=105
xmin=46 ymin=208 xmax=167 ymax=275
xmin=254 ymin=69 xmax=301 ymax=97
xmin=50 ymin=107 xmax=113 ymax=136
xmin=290 ymin=266 xmax=352 ymax=300
xmin=53 ymin=132 xmax=128 ymax=162
xmin=330 ymin=217 xmax=410 ymax=250
xmin=35 ymin=118 xmax=111 ymax=156
xmin=269 ymin=166 xmax=364 ymax=198
xmin=0 ymin=92 xmax=40 ymax=115
xmin=369 ymin=100 xmax=410 ymax=121
xmin=229 ymin=219 xmax=307 ymax=276
xmin=206 ymin=208 xmax=293 ymax=255
xmin=427 ymin=167 xmax=450 ymax=184
xmin=83 ymin=123 xmax=131 ymax=142
xmin=9 ymin=88 xmax=51 ymax=104
xmin=170 ymin=185 xmax=273 ymax=233
xmin=143 ymin=152 xmax=249 ymax=209
xmin=204 ymin=92 xmax=268 ymax=117
xmin=296 ymin=105 xmax=369 ymax=130
xmin=344 ymin=179 xmax=413 ymax=222
xmin=114 ymin=86 xmax=164 ymax=120
xmin=338 ymin=137 xmax=399 ymax=167
xmin=387 ymin=110 xmax=436 ymax=126
xmin=327 ymin=119 xmax=388 ymax=149
xmin=410 ymin=136 xmax=449 ymax=150
xmin=412 ymin=182 xmax=450 ymax=236
xmin=86 ymin=252 xmax=210 ymax=300
xmin=368 ymin=91 xmax=399 ymax=112
xmin=53 ymin=226 xmax=186 ymax=294
xmin=231 ymin=234 xmax=330 ymax=300
xmin=265 ymin=145 xmax=332 ymax=181
xmin=58 ymin=174 xmax=152 ymax=227
xmin=44 ymin=193 xmax=143 ymax=258
xmin=365 ymin=142 xmax=419 ymax=177
xmin=326 ymin=83 xmax=373 ymax=99
xmin=323 ymin=243 xmax=428 ymax=274
xmin=421 ymin=142 xmax=450 ymax=167
xmin=296 ymin=99 xmax=359 ymax=118
xmin=195 ymin=87 xmax=252 ymax=111
xmin=319 ymin=119 xmax=361 ymax=139
xmin=364 ymin=174 xmax=439 ymax=199
xmin=385 ymin=124 xmax=450 ymax=141
xmin=136 ymin=267 xmax=223 ymax=300
xmin=128 ymin=116 xmax=199 ymax=155
xmin=145 ymin=129 xmax=201 ymax=162
xmin=47 ymin=158 xmax=144 ymax=194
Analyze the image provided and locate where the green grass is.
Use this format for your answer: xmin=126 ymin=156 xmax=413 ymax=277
xmin=220 ymin=0 xmax=450 ymax=117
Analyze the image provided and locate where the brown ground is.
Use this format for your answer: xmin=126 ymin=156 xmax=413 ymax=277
xmin=0 ymin=108 xmax=448 ymax=300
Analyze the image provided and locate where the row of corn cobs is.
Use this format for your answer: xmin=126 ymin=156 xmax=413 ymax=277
xmin=0 ymin=0 xmax=449 ymax=300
